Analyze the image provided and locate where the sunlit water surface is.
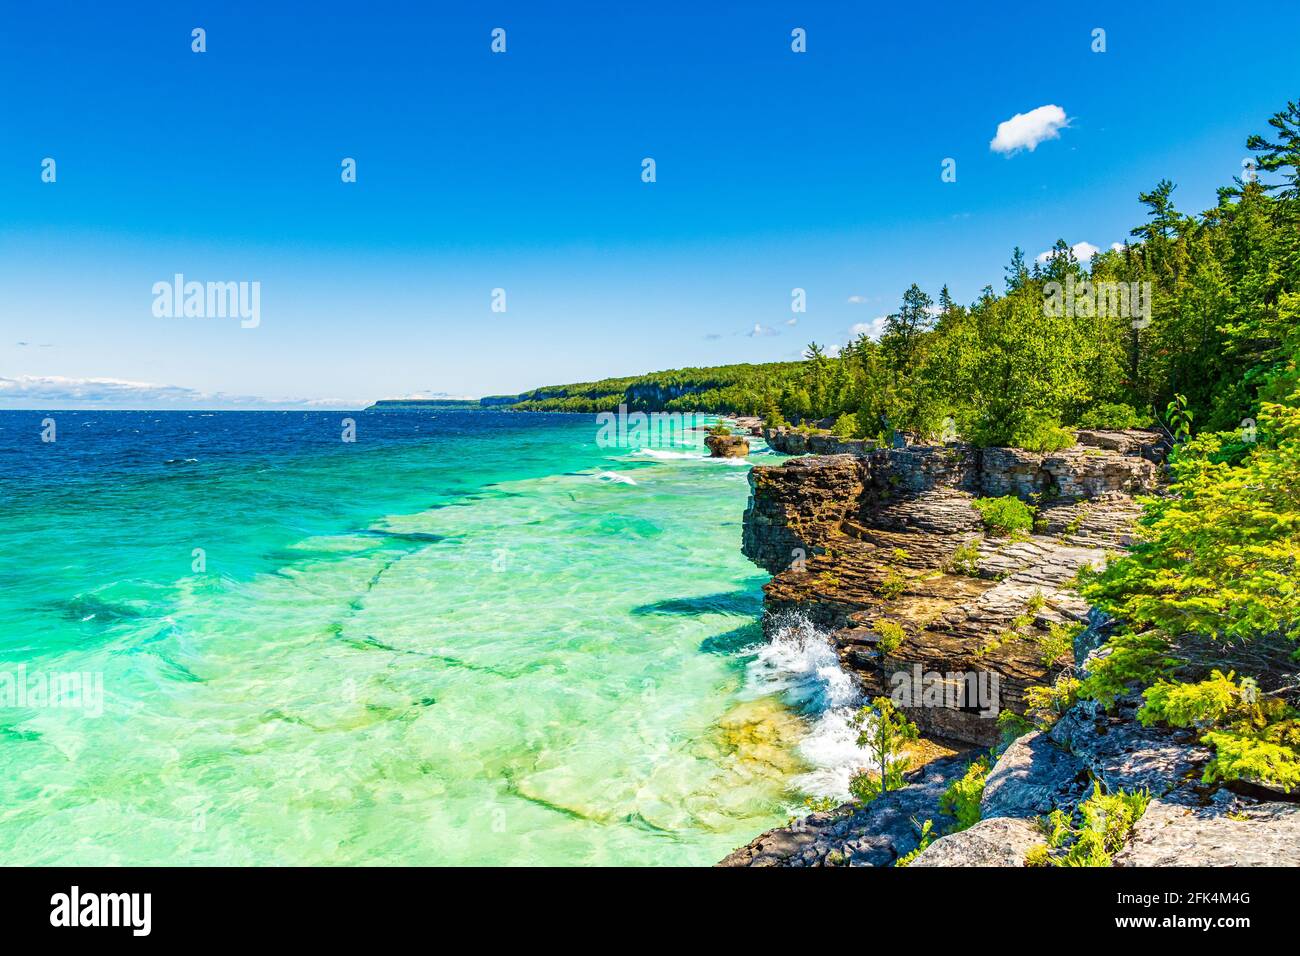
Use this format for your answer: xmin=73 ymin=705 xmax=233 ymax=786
xmin=0 ymin=410 xmax=859 ymax=865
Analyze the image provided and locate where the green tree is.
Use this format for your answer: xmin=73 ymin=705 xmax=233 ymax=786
xmin=848 ymin=697 xmax=919 ymax=803
xmin=881 ymin=284 xmax=934 ymax=373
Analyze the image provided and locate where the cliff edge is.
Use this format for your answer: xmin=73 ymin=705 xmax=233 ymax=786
xmin=723 ymin=428 xmax=1300 ymax=867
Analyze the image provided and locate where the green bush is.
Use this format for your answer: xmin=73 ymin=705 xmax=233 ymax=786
xmin=946 ymin=538 xmax=981 ymax=575
xmin=1077 ymin=402 xmax=1149 ymax=430
xmin=1025 ymin=674 xmax=1081 ymax=728
xmin=972 ymin=496 xmax=1036 ymax=535
xmin=1030 ymin=784 xmax=1150 ymax=867
xmin=996 ymin=710 xmax=1034 ymax=746
xmin=1035 ymin=622 xmax=1080 ymax=668
xmin=1138 ymin=669 xmax=1300 ymax=793
xmin=1024 ymin=843 xmax=1052 ymax=866
xmin=1059 ymin=784 xmax=1150 ymax=867
xmin=802 ymin=795 xmax=839 ymax=815
xmin=848 ymin=698 xmax=919 ymax=804
xmin=1009 ymin=413 xmax=1076 ymax=453
xmin=1071 ymin=394 xmax=1300 ymax=793
xmin=873 ymin=619 xmax=906 ymax=655
xmin=831 ymin=412 xmax=861 ymax=439
xmin=939 ymin=756 xmax=990 ymax=832
xmin=876 ymin=570 xmax=906 ymax=600
xmin=893 ymin=818 xmax=935 ymax=867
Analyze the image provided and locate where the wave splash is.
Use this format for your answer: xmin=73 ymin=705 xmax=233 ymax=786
xmin=593 ymin=471 xmax=638 ymax=485
xmin=630 ymin=448 xmax=704 ymax=461
xmin=741 ymin=612 xmax=874 ymax=800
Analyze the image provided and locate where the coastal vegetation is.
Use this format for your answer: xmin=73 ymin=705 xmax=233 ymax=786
xmin=971 ymin=495 xmax=1036 ymax=536
xmin=938 ymin=756 xmax=991 ymax=833
xmin=838 ymin=102 xmax=1300 ymax=805
xmin=848 ymin=697 xmax=919 ymax=803
xmin=1026 ymin=784 xmax=1151 ymax=868
xmin=487 ymin=103 xmax=1300 ymax=840
xmin=474 ymin=103 xmax=1300 ymax=470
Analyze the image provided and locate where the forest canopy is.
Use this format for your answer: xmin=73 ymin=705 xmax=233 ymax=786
xmin=511 ymin=101 xmax=1300 ymax=452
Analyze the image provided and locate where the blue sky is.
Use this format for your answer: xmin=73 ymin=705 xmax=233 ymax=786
xmin=2 ymin=0 xmax=1298 ymax=408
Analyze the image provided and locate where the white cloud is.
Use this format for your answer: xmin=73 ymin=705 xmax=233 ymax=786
xmin=1036 ymin=241 xmax=1101 ymax=264
xmin=748 ymin=323 xmax=778 ymax=338
xmin=786 ymin=317 xmax=798 ymax=326
xmin=850 ymin=316 xmax=890 ymax=341
xmin=990 ymin=105 xmax=1070 ymax=155
xmin=846 ymin=295 xmax=868 ymax=304
xmin=1110 ymin=241 xmax=1125 ymax=252
xmin=0 ymin=374 xmax=360 ymax=410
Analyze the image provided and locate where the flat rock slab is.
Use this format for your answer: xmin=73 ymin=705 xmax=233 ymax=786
xmin=1116 ymin=798 xmax=1300 ymax=867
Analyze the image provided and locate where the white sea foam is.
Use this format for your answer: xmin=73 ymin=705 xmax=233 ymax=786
xmin=594 ymin=471 xmax=638 ymax=485
xmin=631 ymin=449 xmax=704 ymax=461
xmin=741 ymin=612 xmax=874 ymax=799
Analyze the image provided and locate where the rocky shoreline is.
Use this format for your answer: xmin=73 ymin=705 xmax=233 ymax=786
xmin=720 ymin=426 xmax=1300 ymax=867
xmin=743 ymin=428 xmax=1161 ymax=745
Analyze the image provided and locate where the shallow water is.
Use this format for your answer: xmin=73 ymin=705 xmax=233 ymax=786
xmin=0 ymin=410 xmax=862 ymax=865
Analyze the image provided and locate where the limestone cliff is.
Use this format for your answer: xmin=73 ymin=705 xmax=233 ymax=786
xmin=742 ymin=432 xmax=1160 ymax=745
xmin=722 ymin=428 xmax=1300 ymax=867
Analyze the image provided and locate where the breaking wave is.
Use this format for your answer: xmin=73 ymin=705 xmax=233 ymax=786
xmin=593 ymin=471 xmax=638 ymax=485
xmin=741 ymin=611 xmax=874 ymax=799
xmin=630 ymin=448 xmax=704 ymax=461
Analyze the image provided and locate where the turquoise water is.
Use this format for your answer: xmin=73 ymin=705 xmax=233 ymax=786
xmin=0 ymin=410 xmax=841 ymax=865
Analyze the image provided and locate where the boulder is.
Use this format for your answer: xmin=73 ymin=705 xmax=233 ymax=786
xmin=704 ymin=434 xmax=750 ymax=458
xmin=980 ymin=732 xmax=1086 ymax=819
xmin=908 ymin=817 xmax=1042 ymax=867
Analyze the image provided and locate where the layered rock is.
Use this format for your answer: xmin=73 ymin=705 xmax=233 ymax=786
xmin=704 ymin=433 xmax=750 ymax=457
xmin=741 ymin=436 xmax=1159 ymax=746
xmin=724 ymin=427 xmax=1300 ymax=867
xmin=762 ymin=426 xmax=881 ymax=458
xmin=741 ymin=455 xmax=867 ymax=574
xmin=910 ymin=696 xmax=1300 ymax=867
xmin=723 ymin=695 xmax=1300 ymax=867
xmin=716 ymin=753 xmax=971 ymax=867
